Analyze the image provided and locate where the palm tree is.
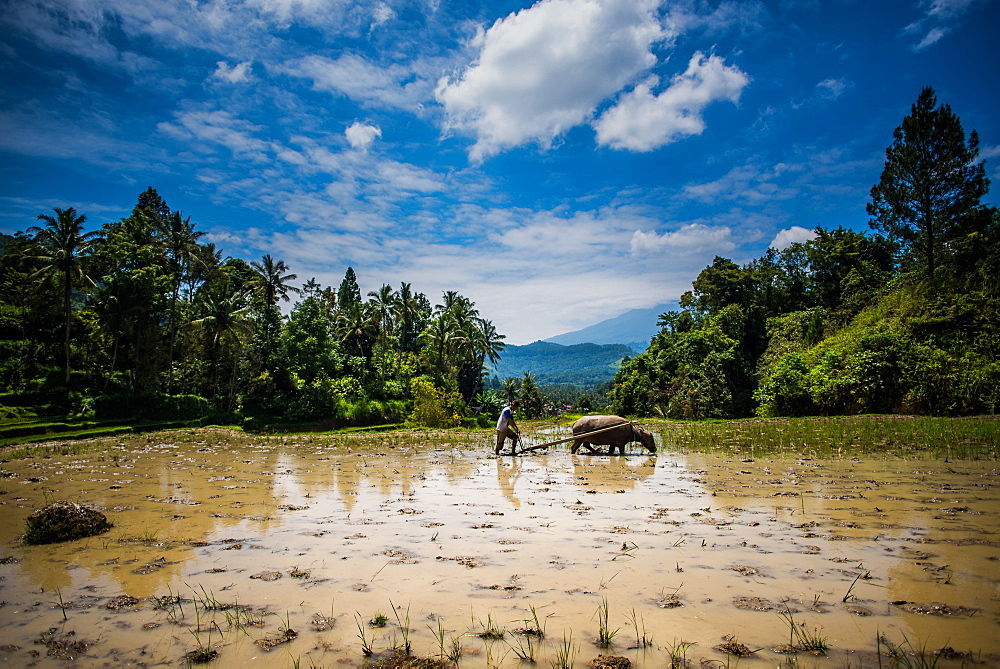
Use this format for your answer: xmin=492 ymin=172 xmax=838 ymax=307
xmin=367 ymin=284 xmax=397 ymax=381
xmin=161 ymin=211 xmax=204 ymax=390
xmin=367 ymin=283 xmax=397 ymax=346
xmin=189 ymin=279 xmax=254 ymax=389
xmin=184 ymin=243 xmax=222 ymax=302
xmin=249 ymin=254 xmax=300 ymax=307
xmin=469 ymin=318 xmax=506 ymax=398
xmin=249 ymin=254 xmax=300 ymax=363
xmin=419 ymin=314 xmax=456 ymax=378
xmin=394 ymin=282 xmax=421 ymax=352
xmin=435 ymin=290 xmax=468 ymax=315
xmin=476 ymin=319 xmax=506 ymax=367
xmin=29 ymin=207 xmax=99 ymax=384
xmin=336 ymin=301 xmax=379 ymax=363
xmin=500 ymin=377 xmax=519 ymax=405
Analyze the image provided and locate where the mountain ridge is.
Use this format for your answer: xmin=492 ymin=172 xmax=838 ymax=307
xmin=542 ymin=303 xmax=673 ymax=348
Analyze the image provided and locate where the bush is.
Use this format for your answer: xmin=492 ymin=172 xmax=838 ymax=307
xmin=92 ymin=392 xmax=212 ymax=421
xmin=405 ymin=377 xmax=460 ymax=428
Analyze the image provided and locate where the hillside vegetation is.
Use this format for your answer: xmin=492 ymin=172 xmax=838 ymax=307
xmin=490 ymin=341 xmax=632 ymax=386
xmin=611 ymin=88 xmax=999 ymax=420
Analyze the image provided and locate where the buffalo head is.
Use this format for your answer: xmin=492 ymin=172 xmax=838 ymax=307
xmin=634 ymin=426 xmax=657 ymax=453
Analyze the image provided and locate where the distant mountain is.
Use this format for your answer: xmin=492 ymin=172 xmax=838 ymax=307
xmin=544 ymin=303 xmax=673 ymax=351
xmin=490 ymin=341 xmax=634 ymax=386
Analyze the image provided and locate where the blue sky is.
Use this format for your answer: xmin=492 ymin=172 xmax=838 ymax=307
xmin=1 ymin=0 xmax=997 ymax=344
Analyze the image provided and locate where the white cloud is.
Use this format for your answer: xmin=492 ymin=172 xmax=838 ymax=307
xmin=664 ymin=0 xmax=768 ymax=37
xmin=769 ymin=225 xmax=816 ymax=249
xmin=926 ymin=0 xmax=978 ymax=19
xmin=905 ymin=0 xmax=984 ymax=50
xmin=630 ymin=223 xmax=737 ymax=256
xmin=284 ymin=54 xmax=430 ymax=110
xmin=594 ymin=52 xmax=749 ymax=151
xmin=816 ymin=76 xmax=849 ymax=99
xmin=371 ymin=2 xmax=396 ymax=28
xmin=376 ymin=161 xmax=445 ymax=194
xmin=682 ymin=163 xmax=799 ymax=203
xmin=436 ymin=0 xmax=667 ymax=162
xmin=345 ymin=121 xmax=382 ymax=151
xmin=157 ymin=110 xmax=271 ymax=159
xmin=213 ymin=60 xmax=253 ymax=83
xmin=914 ymin=27 xmax=948 ymax=49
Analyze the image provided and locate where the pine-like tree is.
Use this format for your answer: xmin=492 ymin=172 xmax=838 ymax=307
xmin=868 ymin=87 xmax=989 ymax=280
xmin=337 ymin=267 xmax=361 ymax=308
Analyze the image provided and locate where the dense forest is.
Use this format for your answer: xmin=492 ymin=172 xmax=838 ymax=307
xmin=0 ymin=186 xmax=520 ymax=428
xmin=611 ymin=88 xmax=999 ymax=419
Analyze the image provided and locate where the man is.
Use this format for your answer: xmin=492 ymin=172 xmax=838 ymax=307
xmin=495 ymin=400 xmax=520 ymax=455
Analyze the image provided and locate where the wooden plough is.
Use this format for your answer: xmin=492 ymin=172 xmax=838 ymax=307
xmin=505 ymin=421 xmax=635 ymax=456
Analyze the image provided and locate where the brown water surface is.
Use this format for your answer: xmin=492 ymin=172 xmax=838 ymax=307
xmin=0 ymin=429 xmax=997 ymax=667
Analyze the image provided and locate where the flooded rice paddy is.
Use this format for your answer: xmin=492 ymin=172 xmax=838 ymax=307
xmin=0 ymin=426 xmax=997 ymax=667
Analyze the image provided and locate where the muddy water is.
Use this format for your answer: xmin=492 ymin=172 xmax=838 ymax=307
xmin=0 ymin=430 xmax=997 ymax=668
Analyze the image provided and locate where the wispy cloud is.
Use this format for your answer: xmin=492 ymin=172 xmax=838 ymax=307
xmin=157 ymin=110 xmax=272 ymax=159
xmin=681 ymin=163 xmax=800 ymax=204
xmin=816 ymin=76 xmax=850 ymax=100
xmin=903 ymin=0 xmax=984 ymax=50
xmin=213 ymin=61 xmax=253 ymax=83
xmin=283 ymin=54 xmax=433 ymax=111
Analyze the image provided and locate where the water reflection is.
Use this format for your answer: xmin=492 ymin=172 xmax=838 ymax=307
xmin=496 ymin=458 xmax=522 ymax=509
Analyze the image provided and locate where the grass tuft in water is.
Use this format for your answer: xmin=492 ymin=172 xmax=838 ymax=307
xmin=594 ymin=596 xmax=619 ymax=648
xmin=779 ymin=608 xmax=829 ymax=655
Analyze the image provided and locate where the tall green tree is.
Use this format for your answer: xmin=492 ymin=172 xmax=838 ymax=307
xmin=161 ymin=211 xmax=204 ymax=390
xmin=517 ymin=371 xmax=546 ymax=418
xmin=337 ymin=267 xmax=361 ymax=308
xmin=868 ymin=87 xmax=989 ymax=281
xmin=249 ymin=254 xmax=300 ymax=308
xmin=29 ymin=207 xmax=99 ymax=384
xmin=249 ymin=254 xmax=300 ymax=365
xmin=189 ymin=276 xmax=254 ymax=395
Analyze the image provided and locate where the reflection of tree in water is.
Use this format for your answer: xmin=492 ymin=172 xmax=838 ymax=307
xmin=572 ymin=455 xmax=656 ymax=493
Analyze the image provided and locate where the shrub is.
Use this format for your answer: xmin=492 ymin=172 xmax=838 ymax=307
xmin=405 ymin=377 xmax=460 ymax=428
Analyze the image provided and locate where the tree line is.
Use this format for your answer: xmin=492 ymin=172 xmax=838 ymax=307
xmin=0 ymin=188 xmax=518 ymax=427
xmin=610 ymin=88 xmax=999 ymax=419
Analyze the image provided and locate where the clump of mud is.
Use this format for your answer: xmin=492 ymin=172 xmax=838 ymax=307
xmin=716 ymin=636 xmax=756 ymax=656
xmin=105 ymin=594 xmax=140 ymax=610
xmin=34 ymin=628 xmax=90 ymax=660
xmin=589 ymin=655 xmax=631 ymax=668
xmin=362 ymin=649 xmax=452 ymax=668
xmin=254 ymin=627 xmax=297 ymax=651
xmin=23 ymin=501 xmax=113 ymax=545
xmin=892 ymin=601 xmax=980 ymax=616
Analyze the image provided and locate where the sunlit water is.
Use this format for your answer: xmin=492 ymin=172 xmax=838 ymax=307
xmin=0 ymin=429 xmax=997 ymax=667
